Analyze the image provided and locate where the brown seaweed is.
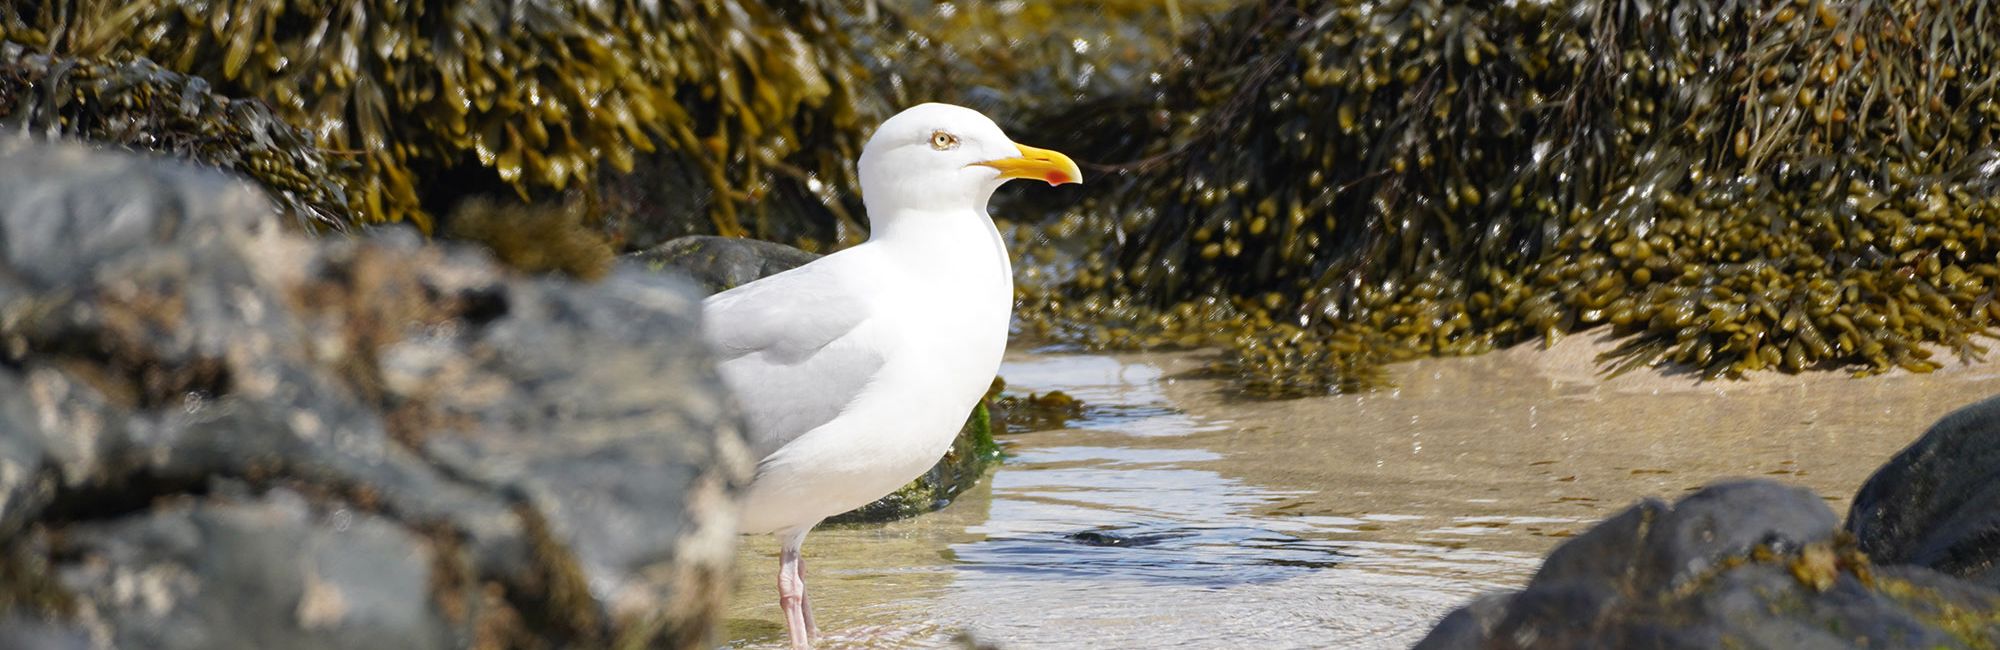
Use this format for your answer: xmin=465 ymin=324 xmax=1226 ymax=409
xmin=2 ymin=0 xmax=879 ymax=235
xmin=1021 ymin=0 xmax=2000 ymax=396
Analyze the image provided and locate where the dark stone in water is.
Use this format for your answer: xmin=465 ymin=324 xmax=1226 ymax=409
xmin=1416 ymin=480 xmax=2000 ymax=649
xmin=1847 ymin=395 xmax=2000 ymax=590
xmin=0 ymin=138 xmax=750 ymax=648
xmin=1066 ymin=529 xmax=1182 ymax=548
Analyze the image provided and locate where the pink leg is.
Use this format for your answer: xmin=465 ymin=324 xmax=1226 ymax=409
xmin=799 ymin=553 xmax=821 ymax=641
xmin=777 ymin=528 xmax=814 ymax=649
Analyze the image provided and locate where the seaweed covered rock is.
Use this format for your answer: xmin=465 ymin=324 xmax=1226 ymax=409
xmin=0 ymin=138 xmax=751 ymax=647
xmin=0 ymin=44 xmax=352 ymax=230
xmin=0 ymin=0 xmax=879 ymax=236
xmin=1848 ymin=394 xmax=2000 ymax=590
xmin=1032 ymin=0 xmax=2000 ymax=395
xmin=1417 ymin=481 xmax=2000 ymax=649
xmin=634 ymin=236 xmax=1003 ymax=524
xmin=826 ymin=403 xmax=1001 ymax=525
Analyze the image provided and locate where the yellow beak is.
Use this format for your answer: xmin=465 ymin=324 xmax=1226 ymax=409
xmin=974 ymin=144 xmax=1082 ymax=186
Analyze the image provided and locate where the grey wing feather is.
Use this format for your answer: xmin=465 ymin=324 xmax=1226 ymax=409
xmin=703 ymin=262 xmax=885 ymax=458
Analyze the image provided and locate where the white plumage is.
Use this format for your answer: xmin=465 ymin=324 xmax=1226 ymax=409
xmin=700 ymin=103 xmax=1080 ymax=649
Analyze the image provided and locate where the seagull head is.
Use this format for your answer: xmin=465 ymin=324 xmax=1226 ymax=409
xmin=857 ymin=103 xmax=1081 ymax=216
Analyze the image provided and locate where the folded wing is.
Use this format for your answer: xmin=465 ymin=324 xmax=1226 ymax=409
xmin=703 ymin=258 xmax=887 ymax=458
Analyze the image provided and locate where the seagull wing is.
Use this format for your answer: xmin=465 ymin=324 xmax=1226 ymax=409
xmin=703 ymin=255 xmax=888 ymax=459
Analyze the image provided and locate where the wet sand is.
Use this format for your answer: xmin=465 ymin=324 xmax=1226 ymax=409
xmin=723 ymin=337 xmax=2000 ymax=649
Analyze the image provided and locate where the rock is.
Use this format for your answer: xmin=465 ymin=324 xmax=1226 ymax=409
xmin=0 ymin=137 xmax=751 ymax=648
xmin=631 ymin=235 xmax=1004 ymax=524
xmin=1416 ymin=480 xmax=2000 ymax=649
xmin=826 ymin=403 xmax=1001 ymax=525
xmin=629 ymin=235 xmax=824 ymax=294
xmin=54 ymin=488 xmax=459 ymax=649
xmin=1847 ymin=394 xmax=2000 ymax=590
xmin=986 ymin=376 xmax=1085 ymax=434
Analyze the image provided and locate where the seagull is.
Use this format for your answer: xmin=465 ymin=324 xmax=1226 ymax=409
xmin=701 ymin=103 xmax=1081 ymax=648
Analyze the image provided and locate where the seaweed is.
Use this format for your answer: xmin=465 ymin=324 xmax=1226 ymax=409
xmin=2 ymin=0 xmax=879 ymax=235
xmin=0 ymin=42 xmax=352 ymax=230
xmin=1024 ymin=0 xmax=2000 ymax=395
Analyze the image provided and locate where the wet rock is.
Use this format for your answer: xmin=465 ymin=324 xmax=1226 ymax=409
xmin=1416 ymin=480 xmax=2000 ymax=649
xmin=635 ymin=236 xmax=1004 ymax=525
xmin=987 ymin=377 xmax=1086 ymax=434
xmin=826 ymin=403 xmax=1000 ymax=525
xmin=629 ymin=235 xmax=823 ymax=294
xmin=1848 ymin=395 xmax=2000 ymax=590
xmin=1064 ymin=528 xmax=1184 ymax=548
xmin=0 ymin=137 xmax=750 ymax=648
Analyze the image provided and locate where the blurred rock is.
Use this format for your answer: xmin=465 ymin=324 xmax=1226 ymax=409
xmin=0 ymin=137 xmax=751 ymax=648
xmin=1416 ymin=480 xmax=2000 ymax=649
xmin=1848 ymin=394 xmax=2000 ymax=590
xmin=630 ymin=235 xmax=823 ymax=294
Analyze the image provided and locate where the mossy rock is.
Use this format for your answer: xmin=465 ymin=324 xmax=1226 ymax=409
xmin=1020 ymin=0 xmax=2000 ymax=395
xmin=1 ymin=0 xmax=880 ymax=235
xmin=0 ymin=43 xmax=352 ymax=230
xmin=825 ymin=402 xmax=1002 ymax=525
xmin=1420 ymin=480 xmax=2000 ymax=648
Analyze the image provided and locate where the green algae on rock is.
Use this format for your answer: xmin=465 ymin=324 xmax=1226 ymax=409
xmin=1 ymin=0 xmax=877 ymax=234
xmin=443 ymin=198 xmax=616 ymax=280
xmin=825 ymin=402 xmax=1001 ymax=524
xmin=0 ymin=43 xmax=352 ymax=231
xmin=1021 ymin=0 xmax=2000 ymax=396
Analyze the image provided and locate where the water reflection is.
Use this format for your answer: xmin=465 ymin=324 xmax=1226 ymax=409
xmin=997 ymin=354 xmax=1227 ymax=437
xmin=730 ymin=352 xmax=1536 ymax=649
xmin=729 ymin=345 xmax=2000 ymax=649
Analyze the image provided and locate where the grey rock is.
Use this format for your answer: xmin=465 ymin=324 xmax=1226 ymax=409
xmin=0 ymin=137 xmax=750 ymax=648
xmin=1416 ymin=480 xmax=2000 ymax=650
xmin=56 ymin=489 xmax=461 ymax=650
xmin=1531 ymin=481 xmax=1836 ymax=592
xmin=1847 ymin=393 xmax=2000 ymax=589
xmin=0 ymin=616 xmax=92 ymax=650
xmin=629 ymin=235 xmax=822 ymax=294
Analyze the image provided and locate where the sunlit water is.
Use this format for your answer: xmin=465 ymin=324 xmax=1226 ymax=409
xmin=724 ymin=341 xmax=2000 ymax=649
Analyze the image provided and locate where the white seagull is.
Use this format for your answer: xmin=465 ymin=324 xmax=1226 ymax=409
xmin=701 ymin=103 xmax=1081 ymax=648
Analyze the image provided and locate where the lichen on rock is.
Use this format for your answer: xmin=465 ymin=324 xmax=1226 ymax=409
xmin=0 ymin=137 xmax=750 ymax=648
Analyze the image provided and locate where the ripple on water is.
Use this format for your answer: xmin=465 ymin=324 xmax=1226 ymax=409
xmin=1000 ymin=354 xmax=1230 ymax=437
xmin=730 ymin=353 xmax=1548 ymax=649
xmin=914 ymin=355 xmax=1532 ymax=649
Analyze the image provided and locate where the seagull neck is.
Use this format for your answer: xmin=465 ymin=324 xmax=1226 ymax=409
xmin=868 ymin=208 xmax=1002 ymax=255
xmin=867 ymin=207 xmax=1012 ymax=285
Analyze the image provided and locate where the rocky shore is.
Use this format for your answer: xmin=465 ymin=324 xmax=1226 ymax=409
xmin=1419 ymin=395 xmax=2000 ymax=649
xmin=0 ymin=137 xmax=751 ymax=648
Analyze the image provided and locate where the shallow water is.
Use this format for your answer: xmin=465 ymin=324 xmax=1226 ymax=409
xmin=723 ymin=342 xmax=2000 ymax=649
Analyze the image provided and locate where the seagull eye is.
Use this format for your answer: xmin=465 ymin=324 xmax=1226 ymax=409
xmin=930 ymin=130 xmax=960 ymax=151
